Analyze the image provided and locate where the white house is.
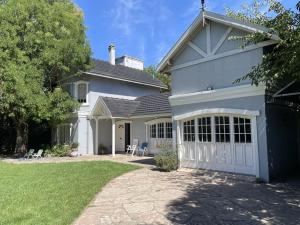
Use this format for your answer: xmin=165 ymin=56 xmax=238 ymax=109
xmin=53 ymin=44 xmax=174 ymax=156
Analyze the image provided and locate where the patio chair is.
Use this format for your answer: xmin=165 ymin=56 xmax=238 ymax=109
xmin=126 ymin=139 xmax=139 ymax=156
xmin=136 ymin=143 xmax=148 ymax=156
xmin=32 ymin=149 xmax=43 ymax=159
xmin=24 ymin=149 xmax=35 ymax=159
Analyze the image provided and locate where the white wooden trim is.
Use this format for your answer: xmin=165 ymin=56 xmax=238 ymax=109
xmin=145 ymin=118 xmax=172 ymax=125
xmin=95 ymin=118 xmax=99 ymax=155
xmin=129 ymin=113 xmax=172 ymax=119
xmin=169 ymin=84 xmax=266 ymax=106
xmin=90 ymin=96 xmax=112 ymax=117
xmin=206 ymin=21 xmax=211 ymax=55
xmin=188 ymin=42 xmax=207 ymax=57
xmin=84 ymin=71 xmax=167 ymax=90
xmin=171 ymin=40 xmax=276 ymax=71
xmin=174 ymin=108 xmax=260 ymax=121
xmin=212 ymin=27 xmax=233 ymax=55
xmin=252 ymin=116 xmax=260 ymax=178
xmin=112 ymin=118 xmax=116 ymax=157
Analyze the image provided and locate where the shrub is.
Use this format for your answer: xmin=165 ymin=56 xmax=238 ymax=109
xmin=70 ymin=142 xmax=79 ymax=149
xmin=154 ymin=150 xmax=178 ymax=172
xmin=98 ymin=143 xmax=108 ymax=155
xmin=45 ymin=145 xmax=72 ymax=157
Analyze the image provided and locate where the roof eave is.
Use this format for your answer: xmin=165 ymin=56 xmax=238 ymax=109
xmin=83 ymin=71 xmax=168 ymax=90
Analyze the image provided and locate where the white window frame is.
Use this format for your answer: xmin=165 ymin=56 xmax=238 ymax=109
xmin=183 ymin=119 xmax=195 ymax=142
xmin=146 ymin=118 xmax=173 ymax=140
xmin=74 ymin=81 xmax=89 ymax=105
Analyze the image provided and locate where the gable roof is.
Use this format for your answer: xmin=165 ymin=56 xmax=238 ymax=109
xmin=157 ymin=11 xmax=280 ymax=72
xmin=92 ymin=93 xmax=171 ymax=118
xmin=85 ymin=59 xmax=167 ymax=89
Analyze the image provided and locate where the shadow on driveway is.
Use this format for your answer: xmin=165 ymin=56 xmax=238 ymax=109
xmin=166 ymin=171 xmax=300 ymax=225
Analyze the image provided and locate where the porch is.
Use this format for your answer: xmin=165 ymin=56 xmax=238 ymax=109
xmin=89 ymin=95 xmax=174 ymax=156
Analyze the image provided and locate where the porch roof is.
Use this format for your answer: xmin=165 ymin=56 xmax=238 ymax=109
xmin=92 ymin=93 xmax=172 ymax=118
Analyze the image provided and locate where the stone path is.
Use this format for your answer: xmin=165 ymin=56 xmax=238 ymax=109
xmin=73 ymin=167 xmax=300 ymax=225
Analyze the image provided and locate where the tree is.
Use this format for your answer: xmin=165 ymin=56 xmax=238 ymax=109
xmin=227 ymin=0 xmax=300 ymax=93
xmin=145 ymin=66 xmax=171 ymax=92
xmin=0 ymin=0 xmax=91 ymax=153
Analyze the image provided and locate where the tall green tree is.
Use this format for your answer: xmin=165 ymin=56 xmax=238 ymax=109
xmin=0 ymin=0 xmax=91 ymax=153
xmin=227 ymin=0 xmax=300 ymax=92
xmin=145 ymin=66 xmax=171 ymax=92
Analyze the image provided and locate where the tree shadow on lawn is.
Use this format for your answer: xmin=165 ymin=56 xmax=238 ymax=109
xmin=166 ymin=171 xmax=300 ymax=225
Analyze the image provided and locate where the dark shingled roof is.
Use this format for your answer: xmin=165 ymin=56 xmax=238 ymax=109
xmin=132 ymin=93 xmax=171 ymax=116
xmin=102 ymin=97 xmax=139 ymax=118
xmin=86 ymin=60 xmax=167 ymax=89
xmin=100 ymin=93 xmax=171 ymax=118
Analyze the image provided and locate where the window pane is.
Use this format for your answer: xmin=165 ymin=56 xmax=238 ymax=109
xmin=78 ymin=83 xmax=87 ymax=103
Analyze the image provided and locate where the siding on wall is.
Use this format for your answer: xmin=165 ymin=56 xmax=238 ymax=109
xmin=172 ymin=95 xmax=270 ymax=181
xmin=171 ymin=48 xmax=263 ymax=95
xmin=266 ymin=105 xmax=300 ymax=180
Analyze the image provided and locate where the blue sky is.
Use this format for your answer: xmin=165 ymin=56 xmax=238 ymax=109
xmin=73 ymin=0 xmax=298 ymax=67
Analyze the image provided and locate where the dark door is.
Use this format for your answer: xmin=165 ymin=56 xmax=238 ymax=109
xmin=125 ymin=123 xmax=131 ymax=151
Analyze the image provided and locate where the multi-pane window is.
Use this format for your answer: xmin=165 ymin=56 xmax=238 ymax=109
xmin=215 ymin=116 xmax=230 ymax=143
xmin=158 ymin=123 xmax=165 ymax=138
xmin=183 ymin=120 xmax=195 ymax=142
xmin=77 ymin=83 xmax=87 ymax=103
xmin=150 ymin=124 xmax=157 ymax=138
xmin=234 ymin=117 xmax=252 ymax=143
xmin=198 ymin=117 xmax=212 ymax=142
xmin=166 ymin=122 xmax=173 ymax=139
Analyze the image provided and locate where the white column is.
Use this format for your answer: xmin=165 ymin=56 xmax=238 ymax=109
xmin=95 ymin=118 xmax=99 ymax=155
xmin=112 ymin=118 xmax=116 ymax=156
xmin=145 ymin=124 xmax=148 ymax=142
xmin=177 ymin=121 xmax=182 ymax=166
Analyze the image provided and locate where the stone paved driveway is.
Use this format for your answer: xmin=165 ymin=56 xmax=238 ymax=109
xmin=73 ymin=167 xmax=300 ymax=225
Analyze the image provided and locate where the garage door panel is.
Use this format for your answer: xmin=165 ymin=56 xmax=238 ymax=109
xmin=245 ymin=145 xmax=254 ymax=167
xmin=235 ymin=145 xmax=245 ymax=166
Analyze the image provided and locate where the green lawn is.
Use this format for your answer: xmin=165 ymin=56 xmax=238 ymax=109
xmin=0 ymin=161 xmax=139 ymax=225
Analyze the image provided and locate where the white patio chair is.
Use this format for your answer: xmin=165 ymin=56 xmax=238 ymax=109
xmin=24 ymin=149 xmax=35 ymax=159
xmin=32 ymin=149 xmax=43 ymax=159
xmin=126 ymin=139 xmax=139 ymax=156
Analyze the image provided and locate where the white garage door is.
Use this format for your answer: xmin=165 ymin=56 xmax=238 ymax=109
xmin=180 ymin=115 xmax=258 ymax=176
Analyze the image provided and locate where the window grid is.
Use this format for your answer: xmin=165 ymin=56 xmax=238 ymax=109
xmin=183 ymin=120 xmax=195 ymax=142
xmin=234 ymin=117 xmax=252 ymax=143
xmin=77 ymin=83 xmax=87 ymax=103
xmin=166 ymin=122 xmax=173 ymax=139
xmin=198 ymin=117 xmax=212 ymax=142
xmin=150 ymin=124 xmax=156 ymax=138
xmin=215 ymin=116 xmax=230 ymax=143
xmin=158 ymin=123 xmax=165 ymax=138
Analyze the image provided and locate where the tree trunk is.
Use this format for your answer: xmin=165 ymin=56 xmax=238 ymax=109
xmin=15 ymin=122 xmax=28 ymax=154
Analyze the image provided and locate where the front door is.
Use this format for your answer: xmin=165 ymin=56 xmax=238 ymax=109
xmin=125 ymin=123 xmax=131 ymax=151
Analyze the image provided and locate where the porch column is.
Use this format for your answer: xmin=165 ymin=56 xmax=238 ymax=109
xmin=145 ymin=124 xmax=148 ymax=142
xmin=95 ymin=118 xmax=99 ymax=155
xmin=112 ymin=118 xmax=116 ymax=156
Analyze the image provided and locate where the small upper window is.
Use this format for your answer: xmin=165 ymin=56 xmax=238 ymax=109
xmin=77 ymin=83 xmax=87 ymax=103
